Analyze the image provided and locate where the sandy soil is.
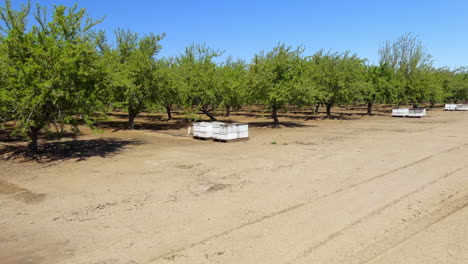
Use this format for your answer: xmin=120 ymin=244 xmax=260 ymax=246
xmin=1 ymin=108 xmax=467 ymax=264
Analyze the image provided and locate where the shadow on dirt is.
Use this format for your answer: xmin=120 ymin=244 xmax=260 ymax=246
xmin=0 ymin=123 xmax=24 ymax=143
xmin=1 ymin=123 xmax=81 ymax=144
xmin=230 ymin=111 xmax=385 ymax=121
xmin=96 ymin=120 xmax=188 ymax=132
xmin=248 ymin=122 xmax=318 ymax=128
xmin=0 ymin=138 xmax=143 ymax=163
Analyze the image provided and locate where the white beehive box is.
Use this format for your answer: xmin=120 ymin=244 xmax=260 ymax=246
xmin=445 ymin=104 xmax=457 ymax=111
xmin=216 ymin=123 xmax=238 ymax=140
xmin=212 ymin=121 xmax=223 ymax=134
xmin=215 ymin=123 xmax=249 ymax=141
xmin=211 ymin=122 xmax=224 ymax=139
xmin=236 ymin=124 xmax=249 ymax=139
xmin=392 ymin=108 xmax=409 ymax=117
xmin=408 ymin=108 xmax=426 ymax=117
xmin=193 ymin=122 xmax=213 ymax=138
xmin=456 ymin=104 xmax=468 ymax=111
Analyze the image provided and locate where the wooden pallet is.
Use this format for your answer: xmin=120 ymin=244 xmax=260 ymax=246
xmin=392 ymin=115 xmax=424 ymax=118
xmin=193 ymin=136 xmax=213 ymax=140
xmin=213 ymin=137 xmax=249 ymax=143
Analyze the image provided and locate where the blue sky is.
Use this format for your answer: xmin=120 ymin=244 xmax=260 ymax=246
xmin=9 ymin=0 xmax=468 ymax=67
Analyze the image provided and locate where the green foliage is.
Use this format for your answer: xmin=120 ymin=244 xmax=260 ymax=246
xmin=249 ymin=44 xmax=305 ymax=124
xmin=0 ymin=0 xmax=106 ymax=152
xmin=442 ymin=67 xmax=468 ymax=103
xmin=355 ymin=64 xmax=397 ymax=114
xmin=217 ymin=57 xmax=249 ymax=116
xmin=178 ymin=43 xmax=223 ymax=121
xmin=104 ymin=28 xmax=165 ymax=128
xmin=0 ymin=41 xmax=9 ymax=125
xmin=308 ymin=50 xmax=366 ymax=116
xmin=379 ymin=33 xmax=434 ymax=106
xmin=152 ymin=57 xmax=183 ymax=120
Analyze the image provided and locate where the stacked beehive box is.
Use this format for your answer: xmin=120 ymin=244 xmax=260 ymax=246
xmin=392 ymin=108 xmax=410 ymax=117
xmin=408 ymin=108 xmax=426 ymax=117
xmin=392 ymin=108 xmax=426 ymax=118
xmin=214 ymin=123 xmax=249 ymax=141
xmin=192 ymin=122 xmax=214 ymax=139
xmin=445 ymin=104 xmax=458 ymax=111
xmin=456 ymin=104 xmax=468 ymax=111
xmin=193 ymin=122 xmax=249 ymax=142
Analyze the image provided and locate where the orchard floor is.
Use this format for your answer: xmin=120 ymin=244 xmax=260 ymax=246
xmin=1 ymin=107 xmax=468 ymax=264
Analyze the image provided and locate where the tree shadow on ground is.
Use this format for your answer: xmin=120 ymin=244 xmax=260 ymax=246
xmin=0 ymin=138 xmax=142 ymax=163
xmin=0 ymin=131 xmax=23 ymax=143
xmin=106 ymin=112 xmax=189 ymax=122
xmin=245 ymin=112 xmax=363 ymax=127
xmin=107 ymin=112 xmax=161 ymax=121
xmin=96 ymin=120 xmax=188 ymax=132
xmin=325 ymin=113 xmax=364 ymax=120
xmin=248 ymin=122 xmax=318 ymax=128
xmin=0 ymin=124 xmax=80 ymax=143
xmin=229 ymin=112 xmax=324 ymax=121
xmin=317 ymin=111 xmax=388 ymax=117
xmin=230 ymin=111 xmax=385 ymax=121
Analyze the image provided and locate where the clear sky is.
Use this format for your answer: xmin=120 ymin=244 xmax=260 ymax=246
xmin=9 ymin=0 xmax=468 ymax=67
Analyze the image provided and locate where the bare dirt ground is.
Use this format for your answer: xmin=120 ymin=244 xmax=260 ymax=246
xmin=1 ymin=107 xmax=467 ymax=264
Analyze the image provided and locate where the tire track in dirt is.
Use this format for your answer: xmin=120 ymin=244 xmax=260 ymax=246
xmin=148 ymin=144 xmax=467 ymax=262
xmin=358 ymin=193 xmax=468 ymax=264
xmin=288 ymin=164 xmax=468 ymax=263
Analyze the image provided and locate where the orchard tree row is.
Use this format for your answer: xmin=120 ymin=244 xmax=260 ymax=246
xmin=1 ymin=1 xmax=467 ymax=152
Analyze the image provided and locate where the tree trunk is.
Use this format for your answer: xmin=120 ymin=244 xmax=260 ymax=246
xmin=412 ymin=103 xmax=418 ymax=109
xmin=367 ymin=102 xmax=373 ymax=115
xmin=430 ymin=101 xmax=435 ymax=108
xmin=225 ymin=106 xmax=231 ymax=117
xmin=272 ymin=105 xmax=279 ymax=127
xmin=165 ymin=105 xmax=172 ymax=121
xmin=27 ymin=126 xmax=40 ymax=155
xmin=326 ymin=103 xmax=333 ymax=118
xmin=128 ymin=112 xmax=137 ymax=129
xmin=315 ymin=104 xmax=320 ymax=114
xmin=201 ymin=106 xmax=217 ymax=121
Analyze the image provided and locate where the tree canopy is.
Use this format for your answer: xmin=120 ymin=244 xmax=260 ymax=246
xmin=308 ymin=50 xmax=366 ymax=116
xmin=249 ymin=44 xmax=305 ymax=125
xmin=0 ymin=0 xmax=106 ymax=152
xmin=104 ymin=28 xmax=165 ymax=128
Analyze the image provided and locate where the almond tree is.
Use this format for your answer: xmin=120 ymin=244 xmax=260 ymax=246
xmin=249 ymin=44 xmax=304 ymax=126
xmin=0 ymin=38 xmax=8 ymax=125
xmin=108 ymin=28 xmax=165 ymax=128
xmin=379 ymin=33 xmax=433 ymax=108
xmin=309 ymin=50 xmax=365 ymax=117
xmin=358 ymin=64 xmax=396 ymax=115
xmin=217 ymin=57 xmax=249 ymax=116
xmin=153 ymin=57 xmax=183 ymax=120
xmin=0 ymin=1 xmax=106 ymax=153
xmin=178 ymin=43 xmax=223 ymax=121
xmin=444 ymin=67 xmax=468 ymax=103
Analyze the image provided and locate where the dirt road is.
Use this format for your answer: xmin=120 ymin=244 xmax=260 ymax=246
xmin=1 ymin=109 xmax=467 ymax=264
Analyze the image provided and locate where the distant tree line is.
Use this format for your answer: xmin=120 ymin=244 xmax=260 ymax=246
xmin=1 ymin=1 xmax=467 ymax=152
